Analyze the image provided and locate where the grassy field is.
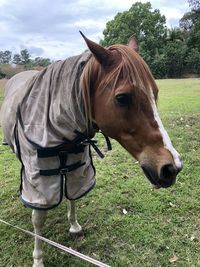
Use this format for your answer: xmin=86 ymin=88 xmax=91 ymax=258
xmin=0 ymin=79 xmax=6 ymax=107
xmin=0 ymin=78 xmax=200 ymax=267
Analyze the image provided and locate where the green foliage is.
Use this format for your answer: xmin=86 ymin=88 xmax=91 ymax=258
xmin=185 ymin=48 xmax=200 ymax=74
xmin=189 ymin=0 xmax=200 ymax=10
xmin=180 ymin=0 xmax=200 ymax=52
xmin=100 ymin=0 xmax=168 ymax=69
xmin=0 ymin=50 xmax=12 ymax=64
xmin=12 ymin=51 xmax=51 ymax=67
xmin=0 ymin=49 xmax=52 ymax=78
xmin=166 ymin=27 xmax=186 ymax=42
xmin=150 ymin=53 xmax=168 ymax=79
xmin=13 ymin=53 xmax=22 ymax=65
xmin=20 ymin=49 xmax=31 ymax=65
xmin=0 ymin=64 xmax=24 ymax=79
xmin=100 ymin=1 xmax=167 ymax=54
xmin=33 ymin=57 xmax=51 ymax=67
xmin=100 ymin=1 xmax=200 ymax=79
xmin=164 ymin=42 xmax=188 ymax=78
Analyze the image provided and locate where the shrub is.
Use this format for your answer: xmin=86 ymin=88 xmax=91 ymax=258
xmin=185 ymin=48 xmax=200 ymax=74
xmin=0 ymin=64 xmax=24 ymax=79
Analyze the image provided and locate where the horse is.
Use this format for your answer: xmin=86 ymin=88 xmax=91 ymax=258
xmin=0 ymin=32 xmax=183 ymax=267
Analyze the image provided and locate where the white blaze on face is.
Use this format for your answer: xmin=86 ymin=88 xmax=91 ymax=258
xmin=150 ymin=90 xmax=182 ymax=170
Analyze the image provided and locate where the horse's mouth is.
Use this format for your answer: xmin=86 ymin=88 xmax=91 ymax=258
xmin=141 ymin=165 xmax=176 ymax=188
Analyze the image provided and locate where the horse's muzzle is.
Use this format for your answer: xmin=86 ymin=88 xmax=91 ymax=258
xmin=141 ymin=164 xmax=182 ymax=188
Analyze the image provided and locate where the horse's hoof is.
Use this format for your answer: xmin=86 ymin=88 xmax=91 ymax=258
xmin=69 ymin=223 xmax=83 ymax=235
xmin=33 ymin=259 xmax=44 ymax=267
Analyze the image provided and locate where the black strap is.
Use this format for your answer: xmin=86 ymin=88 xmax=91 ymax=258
xmin=37 ymin=144 xmax=85 ymax=158
xmin=40 ymin=161 xmax=85 ymax=176
xmin=14 ymin=119 xmax=24 ymax=193
xmin=101 ymin=132 xmax=112 ymax=151
xmin=17 ymin=106 xmax=112 ymax=160
xmin=74 ymin=130 xmax=112 ymax=159
xmin=85 ymin=139 xmax=104 ymax=158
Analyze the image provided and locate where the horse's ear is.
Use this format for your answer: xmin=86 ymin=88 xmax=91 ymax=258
xmin=80 ymin=31 xmax=115 ymax=66
xmin=127 ymin=35 xmax=139 ymax=53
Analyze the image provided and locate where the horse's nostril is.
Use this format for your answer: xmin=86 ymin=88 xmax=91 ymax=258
xmin=160 ymin=164 xmax=177 ymax=180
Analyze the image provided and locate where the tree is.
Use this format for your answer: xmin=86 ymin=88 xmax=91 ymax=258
xmin=166 ymin=27 xmax=185 ymax=43
xmin=180 ymin=0 xmax=200 ymax=51
xmin=150 ymin=53 xmax=168 ymax=79
xmin=164 ymin=42 xmax=188 ymax=78
xmin=20 ymin=49 xmax=31 ymax=65
xmin=0 ymin=50 xmax=12 ymax=64
xmin=100 ymin=2 xmax=167 ymax=58
xmin=13 ymin=53 xmax=22 ymax=65
xmin=33 ymin=57 xmax=51 ymax=67
xmin=188 ymin=0 xmax=200 ymax=12
xmin=0 ymin=48 xmax=52 ymax=78
xmin=185 ymin=48 xmax=200 ymax=74
xmin=100 ymin=2 xmax=167 ymax=75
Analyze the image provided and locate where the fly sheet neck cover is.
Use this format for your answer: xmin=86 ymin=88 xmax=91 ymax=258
xmin=1 ymin=51 xmax=97 ymax=210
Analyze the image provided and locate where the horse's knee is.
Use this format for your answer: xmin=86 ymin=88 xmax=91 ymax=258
xmin=32 ymin=210 xmax=46 ymax=229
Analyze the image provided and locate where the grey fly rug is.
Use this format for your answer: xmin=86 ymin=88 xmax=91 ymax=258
xmin=0 ymin=51 xmax=98 ymax=210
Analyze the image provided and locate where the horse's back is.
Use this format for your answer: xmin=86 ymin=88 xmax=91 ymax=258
xmin=0 ymin=70 xmax=39 ymax=146
xmin=4 ymin=70 xmax=38 ymax=98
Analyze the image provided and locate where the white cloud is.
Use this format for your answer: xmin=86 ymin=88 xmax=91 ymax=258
xmin=77 ymin=0 xmax=146 ymax=11
xmin=0 ymin=0 xmax=7 ymax=7
xmin=0 ymin=0 xmax=190 ymax=59
xmin=73 ymin=18 xmax=107 ymax=30
xmin=162 ymin=8 xmax=185 ymax=21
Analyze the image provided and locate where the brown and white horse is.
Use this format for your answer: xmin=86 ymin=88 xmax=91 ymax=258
xmin=1 ymin=33 xmax=182 ymax=267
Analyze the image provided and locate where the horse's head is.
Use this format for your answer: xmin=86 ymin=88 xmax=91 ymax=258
xmin=80 ymin=32 xmax=183 ymax=188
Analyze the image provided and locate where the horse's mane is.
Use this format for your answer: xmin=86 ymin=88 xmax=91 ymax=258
xmin=80 ymin=44 xmax=159 ymax=132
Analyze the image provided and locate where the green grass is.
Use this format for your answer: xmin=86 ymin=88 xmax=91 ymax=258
xmin=0 ymin=78 xmax=200 ymax=267
xmin=0 ymin=79 xmax=6 ymax=107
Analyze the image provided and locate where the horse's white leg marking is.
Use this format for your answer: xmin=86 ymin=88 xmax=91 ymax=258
xmin=32 ymin=210 xmax=47 ymax=267
xmin=150 ymin=91 xmax=182 ymax=169
xmin=68 ymin=200 xmax=82 ymax=234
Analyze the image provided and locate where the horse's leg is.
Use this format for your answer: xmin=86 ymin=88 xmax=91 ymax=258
xmin=32 ymin=210 xmax=47 ymax=267
xmin=67 ymin=200 xmax=82 ymax=234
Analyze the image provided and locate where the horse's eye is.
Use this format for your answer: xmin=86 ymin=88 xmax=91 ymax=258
xmin=115 ymin=93 xmax=132 ymax=106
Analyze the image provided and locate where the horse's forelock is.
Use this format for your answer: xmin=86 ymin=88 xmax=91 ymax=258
xmin=108 ymin=45 xmax=159 ymax=101
xmin=80 ymin=45 xmax=159 ymax=132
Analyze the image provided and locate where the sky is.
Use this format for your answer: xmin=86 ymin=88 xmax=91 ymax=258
xmin=0 ymin=0 xmax=190 ymax=60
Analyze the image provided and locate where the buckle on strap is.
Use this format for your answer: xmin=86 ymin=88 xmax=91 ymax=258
xmin=39 ymin=161 xmax=86 ymax=176
xmin=60 ymin=161 xmax=86 ymax=174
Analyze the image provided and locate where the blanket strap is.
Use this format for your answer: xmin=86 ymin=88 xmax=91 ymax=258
xmin=73 ymin=130 xmax=112 ymax=159
xmin=36 ymin=143 xmax=85 ymax=158
xmin=17 ymin=106 xmax=112 ymax=159
xmin=39 ymin=161 xmax=86 ymax=176
xmin=14 ymin=118 xmax=24 ymax=193
xmin=16 ymin=107 xmax=112 ymax=177
xmin=37 ymin=148 xmax=86 ymax=177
